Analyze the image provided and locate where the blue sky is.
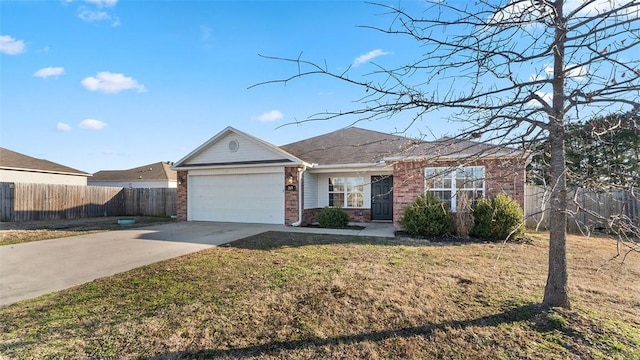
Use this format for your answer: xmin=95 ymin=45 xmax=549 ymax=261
xmin=1 ymin=0 xmax=457 ymax=173
xmin=3 ymin=1 xmax=633 ymax=174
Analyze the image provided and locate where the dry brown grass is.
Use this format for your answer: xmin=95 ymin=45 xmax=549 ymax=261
xmin=0 ymin=231 xmax=638 ymax=359
xmin=0 ymin=216 xmax=172 ymax=245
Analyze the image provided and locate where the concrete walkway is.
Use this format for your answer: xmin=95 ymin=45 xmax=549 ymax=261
xmin=0 ymin=221 xmax=394 ymax=307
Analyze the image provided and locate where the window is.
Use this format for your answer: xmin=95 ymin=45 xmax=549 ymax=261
xmin=424 ymin=166 xmax=484 ymax=211
xmin=329 ymin=177 xmax=364 ymax=207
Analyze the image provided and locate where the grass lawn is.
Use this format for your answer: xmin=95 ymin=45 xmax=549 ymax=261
xmin=0 ymin=231 xmax=638 ymax=359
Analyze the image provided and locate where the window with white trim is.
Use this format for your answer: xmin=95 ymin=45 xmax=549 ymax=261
xmin=424 ymin=166 xmax=485 ymax=211
xmin=329 ymin=177 xmax=364 ymax=207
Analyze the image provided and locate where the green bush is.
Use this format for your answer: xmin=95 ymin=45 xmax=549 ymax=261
xmin=399 ymin=194 xmax=453 ymax=237
xmin=470 ymin=193 xmax=524 ymax=240
xmin=318 ymin=207 xmax=350 ymax=228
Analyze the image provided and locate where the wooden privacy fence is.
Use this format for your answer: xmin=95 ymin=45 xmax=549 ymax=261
xmin=525 ymin=184 xmax=639 ymax=233
xmin=0 ymin=182 xmax=176 ymax=222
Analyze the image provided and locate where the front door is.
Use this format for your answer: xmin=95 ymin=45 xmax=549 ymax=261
xmin=371 ymin=175 xmax=393 ymax=221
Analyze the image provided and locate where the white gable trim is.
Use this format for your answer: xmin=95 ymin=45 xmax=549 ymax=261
xmin=172 ymin=126 xmax=306 ymax=170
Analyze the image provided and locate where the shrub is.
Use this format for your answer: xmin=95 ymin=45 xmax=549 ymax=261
xmin=318 ymin=207 xmax=349 ymax=228
xmin=399 ymin=194 xmax=453 ymax=237
xmin=470 ymin=193 xmax=524 ymax=240
xmin=454 ymin=211 xmax=475 ymax=238
xmin=454 ymin=192 xmax=475 ymax=238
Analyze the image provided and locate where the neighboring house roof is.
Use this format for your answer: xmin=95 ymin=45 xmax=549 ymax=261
xmin=280 ymin=127 xmax=524 ymax=166
xmin=91 ymin=161 xmax=176 ymax=182
xmin=0 ymin=147 xmax=90 ymax=176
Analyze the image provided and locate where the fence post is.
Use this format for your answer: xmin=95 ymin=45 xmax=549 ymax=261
xmin=0 ymin=183 xmax=15 ymax=222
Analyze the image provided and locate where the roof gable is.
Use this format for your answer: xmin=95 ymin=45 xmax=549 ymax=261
xmin=91 ymin=161 xmax=176 ymax=181
xmin=173 ymin=126 xmax=303 ymax=169
xmin=0 ymin=147 xmax=89 ymax=176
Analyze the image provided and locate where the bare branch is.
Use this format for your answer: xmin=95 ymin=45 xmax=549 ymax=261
xmin=251 ymin=0 xmax=640 ymax=308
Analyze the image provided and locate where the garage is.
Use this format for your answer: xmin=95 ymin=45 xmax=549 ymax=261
xmin=188 ymin=168 xmax=284 ymax=224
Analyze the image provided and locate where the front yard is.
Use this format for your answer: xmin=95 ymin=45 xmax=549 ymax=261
xmin=0 ymin=231 xmax=638 ymax=359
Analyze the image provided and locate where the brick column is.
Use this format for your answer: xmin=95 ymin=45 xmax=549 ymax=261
xmin=284 ymin=167 xmax=300 ymax=225
xmin=176 ymin=170 xmax=188 ymax=222
xmin=392 ymin=161 xmax=425 ymax=230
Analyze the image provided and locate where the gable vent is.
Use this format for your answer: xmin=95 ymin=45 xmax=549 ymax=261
xmin=228 ymin=139 xmax=239 ymax=152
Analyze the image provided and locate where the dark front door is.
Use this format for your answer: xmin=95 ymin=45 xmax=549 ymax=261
xmin=371 ymin=175 xmax=393 ymax=221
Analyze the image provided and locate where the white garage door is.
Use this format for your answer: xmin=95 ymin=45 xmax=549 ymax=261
xmin=189 ymin=170 xmax=284 ymax=224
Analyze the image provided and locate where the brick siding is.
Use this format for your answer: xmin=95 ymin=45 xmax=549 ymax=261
xmin=392 ymin=158 xmax=526 ymax=229
xmin=302 ymin=208 xmax=371 ymax=225
xmin=176 ymin=170 xmax=188 ymax=222
xmin=178 ymin=158 xmax=525 ymax=228
xmin=284 ymin=166 xmax=301 ymax=225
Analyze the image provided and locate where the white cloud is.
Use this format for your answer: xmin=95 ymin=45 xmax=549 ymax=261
xmin=353 ymin=49 xmax=390 ymax=67
xmin=566 ymin=64 xmax=588 ymax=80
xmin=527 ymin=91 xmax=553 ymax=108
xmin=77 ymin=0 xmax=119 ymax=25
xmin=79 ymin=119 xmax=108 ymax=130
xmin=254 ymin=110 xmax=284 ymax=122
xmin=489 ymin=0 xmax=550 ymax=26
xmin=543 ymin=63 xmax=587 ymax=80
xmin=0 ymin=35 xmax=26 ymax=55
xmin=492 ymin=0 xmax=638 ymax=27
xmin=81 ymin=71 xmax=146 ymax=93
xmin=34 ymin=67 xmax=65 ymax=78
xmin=84 ymin=0 xmax=118 ymax=7
xmin=565 ymin=0 xmax=639 ymax=17
xmin=536 ymin=91 xmax=553 ymax=104
xmin=56 ymin=122 xmax=72 ymax=131
xmin=78 ymin=7 xmax=111 ymax=22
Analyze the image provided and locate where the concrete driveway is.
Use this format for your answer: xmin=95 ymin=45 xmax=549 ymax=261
xmin=0 ymin=221 xmax=394 ymax=307
xmin=0 ymin=222 xmax=281 ymax=307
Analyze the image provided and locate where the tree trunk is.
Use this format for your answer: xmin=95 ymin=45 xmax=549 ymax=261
xmin=543 ymin=0 xmax=571 ymax=309
xmin=543 ymin=124 xmax=571 ymax=308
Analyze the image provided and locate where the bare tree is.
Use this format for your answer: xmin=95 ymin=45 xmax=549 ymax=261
xmin=253 ymin=0 xmax=640 ymax=308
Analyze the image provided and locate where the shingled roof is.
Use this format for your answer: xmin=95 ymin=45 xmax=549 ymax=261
xmin=390 ymin=136 xmax=525 ymax=161
xmin=279 ymin=127 xmax=416 ymax=165
xmin=91 ymin=161 xmax=176 ymax=182
xmin=0 ymin=147 xmax=89 ymax=176
xmin=279 ymin=127 xmax=524 ymax=165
